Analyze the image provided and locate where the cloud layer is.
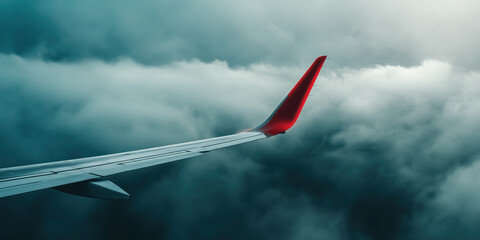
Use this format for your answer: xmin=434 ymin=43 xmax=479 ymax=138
xmin=1 ymin=0 xmax=480 ymax=68
xmin=2 ymin=55 xmax=480 ymax=239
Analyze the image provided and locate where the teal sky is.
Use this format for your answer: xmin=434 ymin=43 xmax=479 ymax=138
xmin=1 ymin=0 xmax=479 ymax=68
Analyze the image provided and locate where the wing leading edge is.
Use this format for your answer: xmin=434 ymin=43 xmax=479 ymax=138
xmin=0 ymin=56 xmax=327 ymax=199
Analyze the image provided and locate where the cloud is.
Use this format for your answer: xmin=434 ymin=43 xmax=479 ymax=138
xmin=0 ymin=54 xmax=301 ymax=165
xmin=2 ymin=55 xmax=480 ymax=239
xmin=1 ymin=0 xmax=480 ymax=68
xmin=409 ymin=159 xmax=480 ymax=240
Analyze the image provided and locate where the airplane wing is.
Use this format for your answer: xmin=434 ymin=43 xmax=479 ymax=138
xmin=0 ymin=56 xmax=327 ymax=200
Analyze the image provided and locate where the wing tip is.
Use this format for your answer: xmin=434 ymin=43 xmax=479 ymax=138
xmin=254 ymin=56 xmax=326 ymax=136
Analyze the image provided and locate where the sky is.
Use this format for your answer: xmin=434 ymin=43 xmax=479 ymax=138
xmin=1 ymin=0 xmax=480 ymax=239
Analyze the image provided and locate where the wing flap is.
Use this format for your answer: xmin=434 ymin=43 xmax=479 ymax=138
xmin=0 ymin=170 xmax=96 ymax=198
xmin=86 ymin=151 xmax=203 ymax=177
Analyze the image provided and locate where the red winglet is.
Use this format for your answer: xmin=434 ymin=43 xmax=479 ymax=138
xmin=255 ymin=56 xmax=326 ymax=136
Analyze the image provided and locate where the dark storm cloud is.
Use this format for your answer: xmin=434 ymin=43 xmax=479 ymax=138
xmin=1 ymin=0 xmax=480 ymax=68
xmin=409 ymin=159 xmax=480 ymax=240
xmin=2 ymin=55 xmax=480 ymax=240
